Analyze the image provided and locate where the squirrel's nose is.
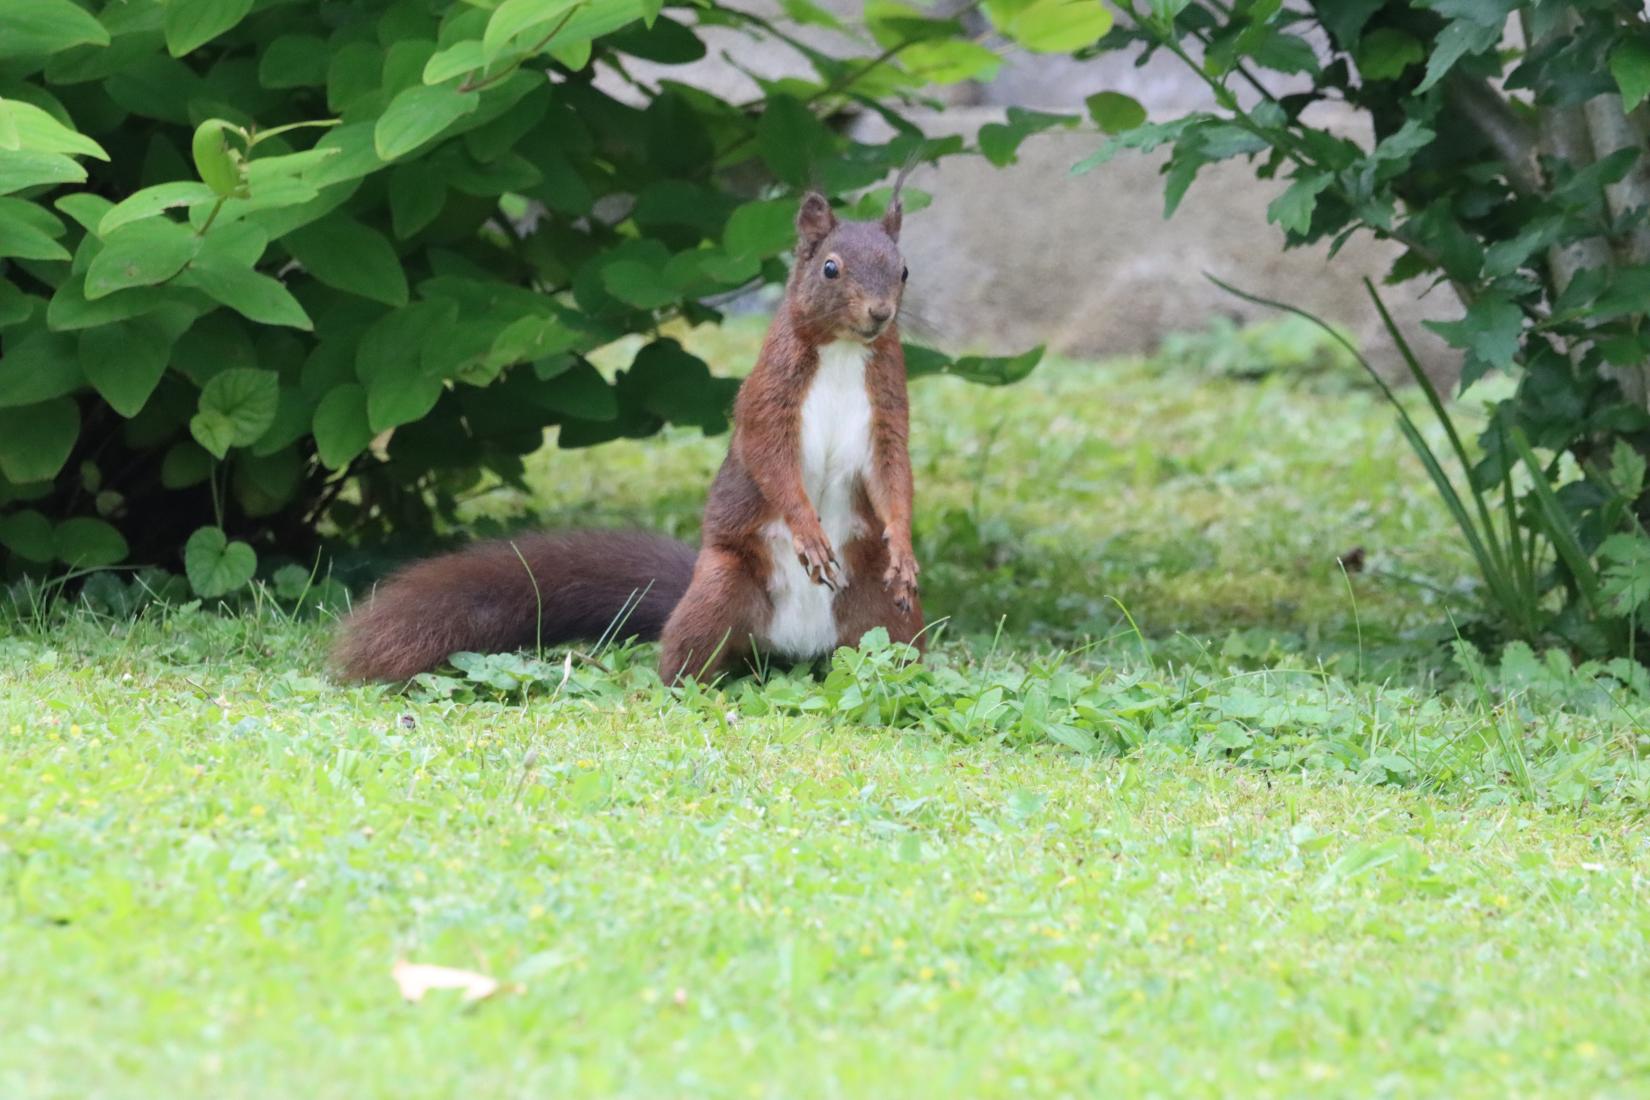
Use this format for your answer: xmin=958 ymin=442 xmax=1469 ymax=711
xmin=868 ymin=305 xmax=892 ymax=325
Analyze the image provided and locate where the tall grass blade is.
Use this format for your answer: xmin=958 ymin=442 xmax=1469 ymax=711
xmin=1204 ymin=273 xmax=1533 ymax=629
xmin=1361 ymin=280 xmax=1521 ymax=596
xmin=1505 ymin=426 xmax=1604 ymax=617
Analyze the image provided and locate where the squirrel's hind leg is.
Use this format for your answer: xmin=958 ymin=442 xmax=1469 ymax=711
xmin=659 ymin=547 xmax=766 ymax=684
xmin=833 ymin=533 xmax=926 ymax=652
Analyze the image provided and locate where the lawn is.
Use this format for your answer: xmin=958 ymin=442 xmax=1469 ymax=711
xmin=4 ymin=320 xmax=1650 ymax=1098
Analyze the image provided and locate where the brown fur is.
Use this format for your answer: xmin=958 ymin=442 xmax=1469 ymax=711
xmin=333 ymin=531 xmax=695 ymax=681
xmin=334 ymin=189 xmax=923 ymax=684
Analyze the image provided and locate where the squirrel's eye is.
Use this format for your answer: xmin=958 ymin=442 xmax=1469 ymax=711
xmin=822 ymin=258 xmax=840 ymax=279
xmin=901 ymin=265 xmax=909 ymax=283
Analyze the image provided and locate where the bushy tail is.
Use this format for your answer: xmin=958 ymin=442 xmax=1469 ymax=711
xmin=332 ymin=530 xmax=697 ymax=682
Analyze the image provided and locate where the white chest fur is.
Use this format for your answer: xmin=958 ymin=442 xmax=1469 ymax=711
xmin=759 ymin=340 xmax=874 ymax=658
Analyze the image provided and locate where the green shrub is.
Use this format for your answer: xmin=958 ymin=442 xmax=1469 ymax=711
xmin=0 ymin=0 xmax=1090 ymax=595
xmin=1081 ymin=0 xmax=1650 ymax=659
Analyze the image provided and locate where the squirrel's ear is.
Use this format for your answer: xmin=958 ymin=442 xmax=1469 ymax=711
xmin=882 ymin=199 xmax=903 ymax=242
xmin=796 ymin=191 xmax=836 ymax=251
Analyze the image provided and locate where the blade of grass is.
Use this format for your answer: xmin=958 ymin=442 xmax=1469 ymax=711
xmin=1204 ymin=273 xmax=1533 ymax=629
xmin=1361 ymin=279 xmax=1524 ymax=603
xmin=1495 ymin=417 xmax=1541 ymax=625
xmin=1506 ymin=425 xmax=1604 ymax=617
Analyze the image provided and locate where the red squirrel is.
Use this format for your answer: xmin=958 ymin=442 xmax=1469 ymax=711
xmin=333 ymin=188 xmax=924 ymax=684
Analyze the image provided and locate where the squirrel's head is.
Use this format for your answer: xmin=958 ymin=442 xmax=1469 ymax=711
xmin=788 ymin=191 xmax=906 ymax=344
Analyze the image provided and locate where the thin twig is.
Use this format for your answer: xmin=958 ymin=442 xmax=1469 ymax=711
xmin=1445 ymin=74 xmax=1541 ymax=196
xmin=459 ymin=7 xmax=580 ymax=93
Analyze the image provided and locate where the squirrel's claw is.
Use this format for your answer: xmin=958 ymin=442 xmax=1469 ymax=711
xmin=793 ymin=529 xmax=841 ymax=591
xmin=799 ymin=551 xmax=840 ymax=591
xmin=882 ymin=547 xmax=919 ymax=612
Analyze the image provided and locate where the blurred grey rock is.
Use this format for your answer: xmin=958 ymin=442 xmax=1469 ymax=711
xmin=873 ymin=107 xmax=1460 ymax=383
xmin=609 ymin=7 xmax=1462 ymax=383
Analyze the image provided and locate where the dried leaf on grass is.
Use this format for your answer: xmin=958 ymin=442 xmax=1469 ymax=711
xmin=392 ymin=960 xmax=502 ymax=1004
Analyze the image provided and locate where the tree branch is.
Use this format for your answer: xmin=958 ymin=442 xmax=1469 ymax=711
xmin=1520 ymin=12 xmax=1614 ymax=291
xmin=1516 ymin=9 xmax=1646 ymax=404
xmin=1445 ymin=74 xmax=1541 ymax=196
xmin=1583 ymin=94 xmax=1650 ymax=266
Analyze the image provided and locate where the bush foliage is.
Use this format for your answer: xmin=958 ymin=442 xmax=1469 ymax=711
xmin=0 ymin=0 xmax=1103 ymax=594
xmin=1084 ymin=0 xmax=1650 ymax=658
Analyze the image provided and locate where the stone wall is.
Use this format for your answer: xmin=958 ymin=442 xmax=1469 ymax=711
xmin=901 ymin=43 xmax=1460 ymax=380
xmin=617 ymin=8 xmax=1463 ymax=382
xmin=877 ymin=107 xmax=1460 ymax=382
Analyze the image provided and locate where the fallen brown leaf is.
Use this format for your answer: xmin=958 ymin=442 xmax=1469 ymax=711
xmin=392 ymin=960 xmax=501 ymax=1004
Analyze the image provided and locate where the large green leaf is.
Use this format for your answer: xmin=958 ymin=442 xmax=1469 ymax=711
xmin=98 ymin=182 xmax=219 ymax=237
xmin=191 ymin=119 xmax=246 ymax=197
xmin=1416 ymin=18 xmax=1501 ymax=93
xmin=260 ymin=34 xmax=330 ymax=88
xmin=164 ymin=0 xmax=254 ymax=57
xmin=724 ymin=198 xmax=796 ymax=260
xmin=46 ymin=276 xmax=176 ymax=332
xmin=0 ymin=278 xmax=33 ymax=327
xmin=249 ymin=386 xmax=313 ymax=458
xmin=531 ymin=359 xmax=617 ymax=421
xmin=388 ymin=164 xmax=446 ymax=238
xmin=756 ymin=96 xmax=835 ymax=187
xmin=0 ymin=151 xmax=87 ymax=195
xmin=356 ymin=300 xmax=459 ymax=386
xmin=0 ymin=397 xmax=78 ymax=483
xmin=904 ymin=343 xmax=1045 ymax=385
xmin=602 ymin=259 xmax=677 ymax=309
xmin=367 ymin=374 xmax=444 ymax=432
xmin=234 ymin=446 xmax=301 ymax=514
xmin=0 ymin=99 xmax=108 ymax=160
xmin=988 ymin=0 xmax=1111 ymax=52
xmin=54 ymin=517 xmax=127 ymax=569
xmin=948 ymin=347 xmax=1046 ymax=385
xmin=54 ymin=192 xmax=112 ymax=233
xmin=1357 ymin=28 xmax=1424 ymax=81
xmin=357 ymin=301 xmax=458 ymax=431
xmin=0 ymin=330 xmax=81 ymax=407
xmin=1611 ymin=38 xmax=1650 ymax=112
xmin=312 ymin=383 xmax=373 ymax=470
xmin=183 ymin=261 xmax=313 ymax=330
xmin=901 ymin=38 xmax=1002 ymax=84
xmin=1424 ymin=293 xmax=1523 ymax=383
xmin=0 ymin=509 xmax=54 ymax=562
xmin=0 ymin=0 xmax=111 ymax=59
xmin=1085 ymin=92 xmax=1145 ymax=135
xmin=978 ymin=107 xmax=1075 ymax=167
xmin=161 ymin=441 xmax=214 ymax=489
xmin=191 ymin=368 xmax=279 ymax=457
xmin=622 ymin=339 xmax=735 ymax=432
xmin=80 ymin=316 xmax=181 ymax=418
xmin=0 ymin=196 xmax=69 ymax=261
xmin=285 ymin=216 xmax=408 ymax=306
xmin=424 ymin=42 xmax=486 ymax=86
xmin=1267 ymin=173 xmax=1332 ymax=235
xmin=84 ymin=219 xmax=201 ymax=299
xmin=483 ymin=0 xmax=586 ymax=62
xmin=186 ymin=407 xmax=231 ymax=459
xmin=374 ymin=84 xmax=479 ymax=161
xmin=184 ymin=524 xmax=257 ymax=597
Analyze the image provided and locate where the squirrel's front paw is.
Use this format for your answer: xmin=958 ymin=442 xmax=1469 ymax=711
xmin=792 ymin=526 xmax=841 ymax=590
xmin=882 ymin=543 xmax=920 ymax=613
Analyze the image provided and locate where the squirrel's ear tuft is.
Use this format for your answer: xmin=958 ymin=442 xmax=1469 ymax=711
xmin=882 ymin=199 xmax=902 ymax=242
xmin=796 ymin=191 xmax=837 ymax=251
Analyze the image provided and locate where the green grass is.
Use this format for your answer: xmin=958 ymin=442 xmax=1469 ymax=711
xmin=5 ymin=322 xmax=1650 ymax=1097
